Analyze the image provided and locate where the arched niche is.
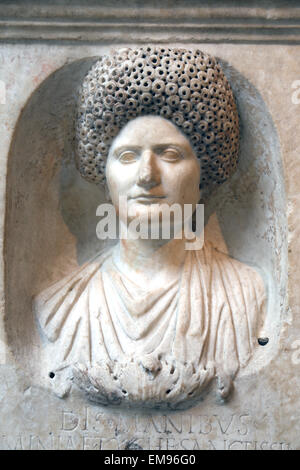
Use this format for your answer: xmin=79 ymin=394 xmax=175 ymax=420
xmin=4 ymin=53 xmax=287 ymax=389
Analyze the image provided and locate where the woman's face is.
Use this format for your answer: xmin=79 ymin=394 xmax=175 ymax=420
xmin=106 ymin=116 xmax=201 ymax=224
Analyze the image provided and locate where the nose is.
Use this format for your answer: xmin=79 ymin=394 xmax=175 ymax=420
xmin=137 ymin=149 xmax=161 ymax=189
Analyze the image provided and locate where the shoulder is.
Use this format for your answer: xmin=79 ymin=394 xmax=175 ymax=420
xmin=33 ymin=248 xmax=113 ymax=341
xmin=34 ymin=253 xmax=105 ymax=305
xmin=199 ymin=243 xmax=266 ymax=367
xmin=200 ymin=242 xmax=266 ymax=309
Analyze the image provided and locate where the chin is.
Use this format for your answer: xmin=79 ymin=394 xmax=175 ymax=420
xmin=127 ymin=202 xmax=165 ymax=219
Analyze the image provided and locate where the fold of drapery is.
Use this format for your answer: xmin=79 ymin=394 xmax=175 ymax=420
xmin=34 ymin=242 xmax=265 ymax=380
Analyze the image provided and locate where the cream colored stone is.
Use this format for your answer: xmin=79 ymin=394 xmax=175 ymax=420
xmin=34 ymin=114 xmax=266 ymax=408
xmin=0 ymin=3 xmax=298 ymax=449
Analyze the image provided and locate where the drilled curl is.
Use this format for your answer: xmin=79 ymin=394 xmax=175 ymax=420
xmin=75 ymin=46 xmax=240 ymax=192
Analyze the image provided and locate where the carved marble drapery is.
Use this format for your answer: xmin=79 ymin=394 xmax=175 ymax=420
xmin=35 ymin=242 xmax=265 ymax=407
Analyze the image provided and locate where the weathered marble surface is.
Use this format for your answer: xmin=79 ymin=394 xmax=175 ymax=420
xmin=0 ymin=3 xmax=299 ymax=449
xmin=31 ymin=45 xmax=266 ymax=409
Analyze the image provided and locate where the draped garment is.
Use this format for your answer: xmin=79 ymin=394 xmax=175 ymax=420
xmin=34 ymin=242 xmax=265 ymax=405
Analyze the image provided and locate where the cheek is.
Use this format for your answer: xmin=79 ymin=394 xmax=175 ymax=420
xmin=164 ymin=161 xmax=200 ymax=202
xmin=106 ymin=163 xmax=121 ymax=204
xmin=106 ymin=162 xmax=136 ymax=203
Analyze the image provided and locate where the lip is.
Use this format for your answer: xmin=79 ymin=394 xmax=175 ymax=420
xmin=130 ymin=195 xmax=166 ymax=200
xmin=129 ymin=195 xmax=167 ymax=204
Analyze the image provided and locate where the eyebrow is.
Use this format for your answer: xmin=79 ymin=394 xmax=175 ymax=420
xmin=113 ymin=144 xmax=188 ymax=155
xmin=113 ymin=145 xmax=143 ymax=154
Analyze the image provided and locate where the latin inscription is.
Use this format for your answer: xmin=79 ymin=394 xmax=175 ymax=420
xmin=0 ymin=434 xmax=292 ymax=450
xmin=0 ymin=408 xmax=292 ymax=450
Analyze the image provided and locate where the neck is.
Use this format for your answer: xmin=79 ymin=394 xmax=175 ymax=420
xmin=113 ymin=226 xmax=187 ymax=284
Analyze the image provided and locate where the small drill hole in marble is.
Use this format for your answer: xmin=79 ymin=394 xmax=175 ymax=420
xmin=258 ymin=337 xmax=269 ymax=346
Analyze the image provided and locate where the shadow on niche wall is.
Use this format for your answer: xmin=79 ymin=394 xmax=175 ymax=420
xmin=4 ymin=53 xmax=287 ymax=373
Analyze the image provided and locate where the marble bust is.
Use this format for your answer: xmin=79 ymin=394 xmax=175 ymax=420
xmin=34 ymin=47 xmax=266 ymax=409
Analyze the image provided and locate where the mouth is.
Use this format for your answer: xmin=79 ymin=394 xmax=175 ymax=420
xmin=130 ymin=195 xmax=167 ymax=203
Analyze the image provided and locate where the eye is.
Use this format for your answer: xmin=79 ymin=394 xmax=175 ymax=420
xmin=160 ymin=148 xmax=182 ymax=162
xmin=118 ymin=150 xmax=137 ymax=163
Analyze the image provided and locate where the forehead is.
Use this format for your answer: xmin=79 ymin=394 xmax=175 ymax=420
xmin=110 ymin=116 xmax=192 ymax=151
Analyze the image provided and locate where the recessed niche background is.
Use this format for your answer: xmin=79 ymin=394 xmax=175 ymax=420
xmin=4 ymin=50 xmax=287 ymax=389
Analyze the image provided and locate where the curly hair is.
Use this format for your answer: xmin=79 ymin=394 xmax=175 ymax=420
xmin=75 ymin=46 xmax=239 ymax=194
